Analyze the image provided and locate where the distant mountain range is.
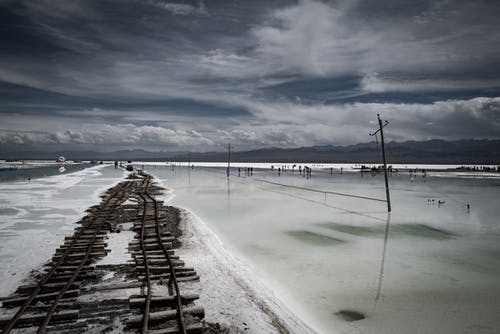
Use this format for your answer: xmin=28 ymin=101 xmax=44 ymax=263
xmin=2 ymin=139 xmax=500 ymax=164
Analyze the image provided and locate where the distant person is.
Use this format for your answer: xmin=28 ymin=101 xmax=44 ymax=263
xmin=466 ymin=204 xmax=471 ymax=213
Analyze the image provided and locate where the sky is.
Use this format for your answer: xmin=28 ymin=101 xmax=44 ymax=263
xmin=1 ymin=0 xmax=500 ymax=154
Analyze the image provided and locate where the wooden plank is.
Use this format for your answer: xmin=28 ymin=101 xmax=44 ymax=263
xmin=126 ymin=306 xmax=204 ymax=325
xmin=128 ymin=241 xmax=174 ymax=248
xmin=175 ymin=275 xmax=199 ymax=282
xmin=134 ymin=259 xmax=185 ymax=266
xmin=136 ymin=270 xmax=195 ymax=281
xmin=132 ymin=224 xmax=167 ymax=230
xmin=1 ymin=289 xmax=80 ymax=307
xmin=58 ymin=247 xmax=108 ymax=254
xmin=52 ymin=251 xmax=107 ymax=260
xmin=16 ymin=282 xmax=81 ymax=294
xmin=46 ymin=272 xmax=97 ymax=283
xmin=138 ymin=272 xmax=198 ymax=281
xmin=148 ymin=323 xmax=203 ymax=334
xmin=135 ymin=265 xmax=185 ymax=274
xmin=129 ymin=236 xmax=175 ymax=244
xmin=134 ymin=259 xmax=182 ymax=266
xmin=62 ymin=241 xmax=107 ymax=247
xmin=48 ymin=265 xmax=94 ymax=272
xmin=0 ymin=310 xmax=79 ymax=327
xmin=128 ymin=242 xmax=172 ymax=251
xmin=133 ymin=255 xmax=179 ymax=260
xmin=129 ymin=293 xmax=199 ymax=307
xmin=129 ymin=249 xmax=175 ymax=256
xmin=86 ymin=281 xmax=144 ymax=292
xmin=64 ymin=234 xmax=106 ymax=240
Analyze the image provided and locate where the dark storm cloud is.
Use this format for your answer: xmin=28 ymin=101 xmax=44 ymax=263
xmin=1 ymin=0 xmax=499 ymax=153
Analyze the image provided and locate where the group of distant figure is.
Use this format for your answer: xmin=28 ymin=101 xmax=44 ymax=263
xmin=409 ymin=169 xmax=427 ymax=182
xmin=270 ymin=164 xmax=315 ymax=179
xmin=427 ymin=198 xmax=471 ymax=213
xmin=237 ymin=167 xmax=253 ymax=177
xmin=427 ymin=198 xmax=446 ymax=207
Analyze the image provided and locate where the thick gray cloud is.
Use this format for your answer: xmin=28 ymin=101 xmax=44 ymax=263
xmin=0 ymin=0 xmax=499 ymax=154
xmin=2 ymin=97 xmax=498 ymax=152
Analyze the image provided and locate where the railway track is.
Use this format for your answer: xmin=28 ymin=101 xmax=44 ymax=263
xmin=0 ymin=171 xmax=204 ymax=334
xmin=127 ymin=172 xmax=203 ymax=333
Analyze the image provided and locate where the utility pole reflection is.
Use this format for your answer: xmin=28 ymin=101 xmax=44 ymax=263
xmin=226 ymin=177 xmax=231 ymax=211
xmin=375 ymin=213 xmax=391 ymax=306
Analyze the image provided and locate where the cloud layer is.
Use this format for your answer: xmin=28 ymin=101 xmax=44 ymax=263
xmin=1 ymin=0 xmax=499 ymax=153
xmin=2 ymin=97 xmax=499 ymax=152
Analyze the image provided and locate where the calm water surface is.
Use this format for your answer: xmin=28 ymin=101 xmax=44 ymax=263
xmin=147 ymin=165 xmax=500 ymax=334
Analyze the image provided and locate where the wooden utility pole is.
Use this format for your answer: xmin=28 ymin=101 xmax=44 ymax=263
xmin=226 ymin=143 xmax=231 ymax=178
xmin=370 ymin=114 xmax=391 ymax=212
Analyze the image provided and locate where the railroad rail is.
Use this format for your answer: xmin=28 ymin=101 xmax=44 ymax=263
xmin=128 ymin=172 xmax=203 ymax=333
xmin=0 ymin=170 xmax=204 ymax=334
xmin=1 ymin=180 xmax=134 ymax=333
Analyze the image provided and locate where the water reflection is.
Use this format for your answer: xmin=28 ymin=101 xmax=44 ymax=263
xmin=226 ymin=177 xmax=231 ymax=211
xmin=375 ymin=213 xmax=391 ymax=305
xmin=0 ymin=163 xmax=90 ymax=183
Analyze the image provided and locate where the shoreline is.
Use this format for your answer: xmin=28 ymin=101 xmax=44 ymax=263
xmin=175 ymin=208 xmax=318 ymax=334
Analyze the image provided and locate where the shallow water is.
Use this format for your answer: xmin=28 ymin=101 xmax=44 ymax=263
xmin=0 ymin=163 xmax=91 ymax=183
xmin=147 ymin=165 xmax=500 ymax=334
xmin=0 ymin=163 xmax=498 ymax=333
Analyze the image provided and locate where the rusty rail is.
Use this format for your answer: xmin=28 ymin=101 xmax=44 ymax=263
xmin=138 ymin=174 xmax=187 ymax=334
xmin=2 ymin=183 xmax=130 ymax=333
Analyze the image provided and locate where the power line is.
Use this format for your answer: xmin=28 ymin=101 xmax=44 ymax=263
xmin=254 ymin=179 xmax=386 ymax=202
xmin=256 ymin=184 xmax=387 ymax=222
